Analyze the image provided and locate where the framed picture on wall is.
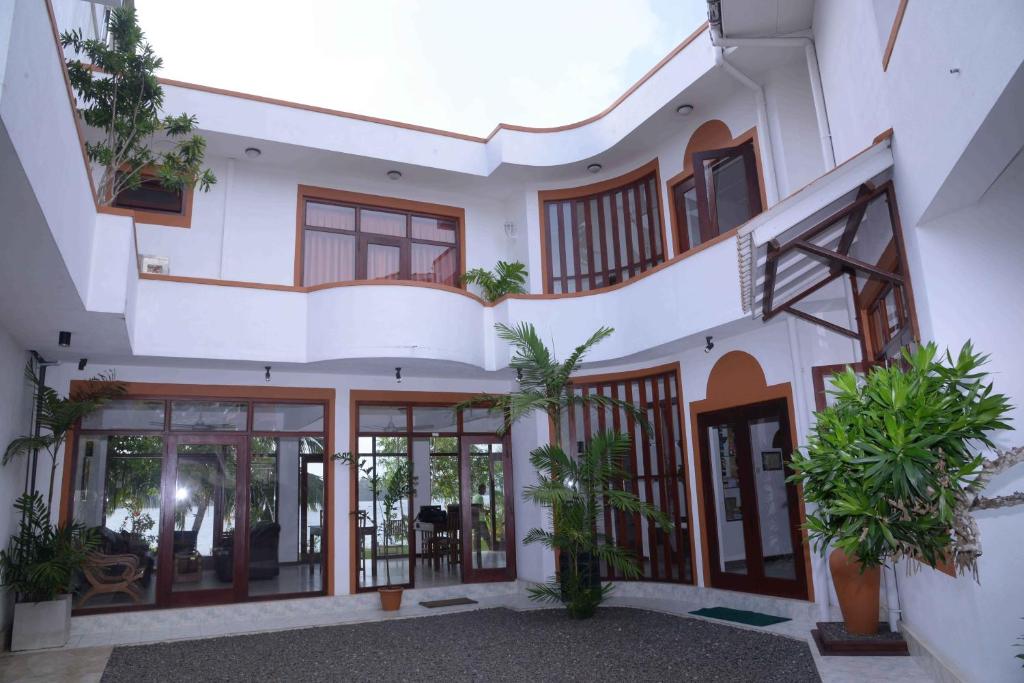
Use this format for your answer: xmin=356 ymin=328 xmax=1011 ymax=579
xmin=761 ymin=449 xmax=784 ymax=471
xmin=724 ymin=495 xmax=742 ymax=521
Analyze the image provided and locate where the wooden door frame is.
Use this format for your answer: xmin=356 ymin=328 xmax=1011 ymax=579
xmin=687 ymin=351 xmax=814 ymax=602
xmin=695 ymin=398 xmax=809 ymax=600
xmin=159 ymin=433 xmax=249 ymax=608
xmin=459 ymin=435 xmax=515 ymax=584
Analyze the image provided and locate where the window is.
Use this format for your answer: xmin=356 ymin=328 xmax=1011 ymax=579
xmin=863 ymin=278 xmax=913 ymax=363
xmin=301 ymin=195 xmax=461 ymax=288
xmin=540 ymin=165 xmax=665 ymax=294
xmin=670 ymin=140 xmax=762 ymax=253
xmin=114 ymin=176 xmax=184 ymax=214
xmin=111 ymin=170 xmax=194 ymax=228
xmin=566 ymin=367 xmax=692 ymax=584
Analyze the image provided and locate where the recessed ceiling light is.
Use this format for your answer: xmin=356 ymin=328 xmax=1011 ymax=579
xmin=244 ymin=147 xmax=261 ymax=158
xmin=676 ymin=104 xmax=694 ymax=116
xmin=586 ymin=163 xmax=602 ymax=174
xmin=387 ymin=170 xmax=402 ymax=180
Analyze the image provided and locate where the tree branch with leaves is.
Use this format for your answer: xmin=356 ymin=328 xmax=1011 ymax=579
xmin=61 ymin=7 xmax=216 ymax=206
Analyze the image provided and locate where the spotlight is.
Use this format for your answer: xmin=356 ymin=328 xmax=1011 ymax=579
xmin=395 ymin=367 xmax=402 ymax=384
xmin=265 ymin=365 xmax=272 ymax=383
xmin=78 ymin=358 xmax=88 ymax=371
xmin=516 ymin=367 xmax=523 ymax=383
xmin=386 ymin=170 xmax=402 ymax=180
xmin=58 ymin=331 xmax=72 ymax=347
xmin=704 ymin=336 xmax=714 ymax=353
xmin=676 ymin=104 xmax=694 ymax=116
xmin=244 ymin=147 xmax=262 ymax=159
xmin=586 ymin=163 xmax=602 ymax=174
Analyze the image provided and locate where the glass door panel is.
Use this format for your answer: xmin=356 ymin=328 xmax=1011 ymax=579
xmin=460 ymin=437 xmax=512 ymax=582
xmin=706 ymin=422 xmax=750 ymax=576
xmin=356 ymin=435 xmax=412 ymax=589
xmin=748 ymin=416 xmax=796 ymax=580
xmin=162 ymin=436 xmax=243 ymax=604
xmin=72 ymin=435 xmax=163 ymax=609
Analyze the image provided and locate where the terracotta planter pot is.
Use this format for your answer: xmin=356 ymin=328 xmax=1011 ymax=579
xmin=379 ymin=587 xmax=404 ymax=611
xmin=829 ymin=548 xmax=880 ymax=635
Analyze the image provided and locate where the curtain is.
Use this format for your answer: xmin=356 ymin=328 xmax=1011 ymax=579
xmin=304 ymin=231 xmax=355 ymax=286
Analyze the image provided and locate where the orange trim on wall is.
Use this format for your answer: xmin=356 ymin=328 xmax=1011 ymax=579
xmin=62 ymin=381 xmax=336 ymax=596
xmin=294 ymin=185 xmax=468 ymax=289
xmin=686 ymin=351 xmax=815 ymax=602
xmin=536 ymin=158 xmax=669 ymax=295
xmin=153 ymin=23 xmax=708 ymax=144
xmin=882 ymin=0 xmax=909 ymax=71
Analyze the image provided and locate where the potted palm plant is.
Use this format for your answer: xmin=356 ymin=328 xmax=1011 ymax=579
xmin=462 ymin=323 xmax=671 ymax=618
xmin=789 ymin=342 xmax=1012 ymax=635
xmin=461 ymin=261 xmax=528 ymax=302
xmin=0 ymin=493 xmax=97 ymax=650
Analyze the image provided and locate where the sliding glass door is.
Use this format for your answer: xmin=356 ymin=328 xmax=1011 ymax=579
xmin=460 ymin=437 xmax=512 ymax=583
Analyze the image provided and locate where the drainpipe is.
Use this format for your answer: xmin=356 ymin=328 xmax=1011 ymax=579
xmin=708 ymin=27 xmax=780 ymax=205
xmin=706 ymin=30 xmax=837 ymax=172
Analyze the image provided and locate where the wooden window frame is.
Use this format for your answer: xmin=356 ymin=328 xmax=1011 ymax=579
xmin=538 ymin=159 xmax=667 ymax=295
xmin=61 ymin=383 xmax=335 ymax=615
xmin=566 ymin=363 xmax=694 ymax=585
xmin=667 ymin=133 xmax=765 ymax=257
xmin=112 ymin=169 xmax=194 ymax=229
xmin=295 ymin=186 xmax=466 ymax=289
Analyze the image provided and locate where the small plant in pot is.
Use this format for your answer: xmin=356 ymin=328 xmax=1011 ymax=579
xmin=789 ymin=342 xmax=1012 ymax=635
xmin=337 ymin=452 xmax=417 ymax=610
xmin=0 ymin=494 xmax=98 ymax=650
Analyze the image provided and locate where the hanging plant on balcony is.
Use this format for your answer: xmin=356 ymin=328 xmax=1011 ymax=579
xmin=461 ymin=261 xmax=528 ymax=302
xmin=61 ymin=7 xmax=216 ymax=206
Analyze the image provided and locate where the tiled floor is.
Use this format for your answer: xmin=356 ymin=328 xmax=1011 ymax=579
xmin=0 ymin=583 xmax=939 ymax=682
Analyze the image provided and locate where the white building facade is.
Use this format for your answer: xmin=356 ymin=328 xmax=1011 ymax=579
xmin=0 ymin=0 xmax=1021 ymax=679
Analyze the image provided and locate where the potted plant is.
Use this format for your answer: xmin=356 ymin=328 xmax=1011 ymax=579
xmin=461 ymin=261 xmax=528 ymax=302
xmin=0 ymin=494 xmax=97 ymax=650
xmin=337 ymin=452 xmax=417 ymax=610
xmin=789 ymin=342 xmax=1012 ymax=635
xmin=462 ymin=323 xmax=671 ymax=618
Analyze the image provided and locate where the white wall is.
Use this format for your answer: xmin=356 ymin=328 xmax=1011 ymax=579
xmin=0 ymin=323 xmax=29 ymax=630
xmin=894 ymin=149 xmax=1024 ymax=683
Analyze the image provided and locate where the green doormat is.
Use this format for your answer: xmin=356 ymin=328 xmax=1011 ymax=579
xmin=419 ymin=597 xmax=478 ymax=608
xmin=689 ymin=606 xmax=790 ymax=627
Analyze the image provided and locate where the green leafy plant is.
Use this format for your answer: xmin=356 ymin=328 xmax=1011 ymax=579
xmin=523 ymin=432 xmax=671 ymax=618
xmin=461 ymin=261 xmax=528 ymax=302
xmin=335 ymin=451 xmax=417 ymax=587
xmin=0 ymin=494 xmax=98 ymax=603
xmin=462 ymin=322 xmax=670 ymax=617
xmin=61 ymin=7 xmax=216 ymax=206
xmin=788 ymin=342 xmax=1012 ymax=573
xmin=4 ymin=365 xmax=125 ymax=509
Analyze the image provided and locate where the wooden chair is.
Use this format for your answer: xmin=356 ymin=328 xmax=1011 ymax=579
xmin=381 ymin=518 xmax=408 ymax=557
xmin=77 ymin=552 xmax=146 ymax=607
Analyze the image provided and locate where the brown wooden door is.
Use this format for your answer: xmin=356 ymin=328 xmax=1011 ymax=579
xmin=158 ymin=434 xmax=248 ymax=607
xmin=696 ymin=398 xmax=808 ymax=600
xmin=459 ymin=436 xmax=515 ymax=583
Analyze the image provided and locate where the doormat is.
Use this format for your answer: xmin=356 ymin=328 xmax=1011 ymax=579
xmin=419 ymin=597 xmax=479 ymax=608
xmin=689 ymin=606 xmax=790 ymax=627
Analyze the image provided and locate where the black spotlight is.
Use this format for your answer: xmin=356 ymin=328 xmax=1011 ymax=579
xmin=58 ymin=331 xmax=72 ymax=347
xmin=704 ymin=335 xmax=714 ymax=353
xmin=78 ymin=358 xmax=88 ymax=371
xmin=265 ymin=366 xmax=272 ymax=383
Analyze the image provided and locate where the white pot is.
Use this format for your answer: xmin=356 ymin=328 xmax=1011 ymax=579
xmin=10 ymin=594 xmax=72 ymax=651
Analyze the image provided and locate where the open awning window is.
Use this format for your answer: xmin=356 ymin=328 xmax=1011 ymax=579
xmin=740 ymin=134 xmax=918 ymax=362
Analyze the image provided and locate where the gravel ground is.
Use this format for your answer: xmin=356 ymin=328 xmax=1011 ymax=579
xmin=101 ymin=607 xmax=820 ymax=682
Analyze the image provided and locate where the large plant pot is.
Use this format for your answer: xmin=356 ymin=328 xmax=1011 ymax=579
xmin=11 ymin=594 xmax=72 ymax=651
xmin=379 ymin=587 xmax=404 ymax=611
xmin=829 ymin=548 xmax=880 ymax=635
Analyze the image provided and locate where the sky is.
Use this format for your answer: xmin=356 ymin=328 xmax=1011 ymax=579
xmin=135 ymin=0 xmax=708 ymax=138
